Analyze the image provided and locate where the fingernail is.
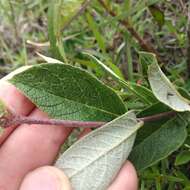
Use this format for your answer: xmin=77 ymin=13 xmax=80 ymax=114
xmin=20 ymin=166 xmax=72 ymax=190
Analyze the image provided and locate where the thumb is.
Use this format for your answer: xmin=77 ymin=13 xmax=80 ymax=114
xmin=19 ymin=166 xmax=72 ymax=190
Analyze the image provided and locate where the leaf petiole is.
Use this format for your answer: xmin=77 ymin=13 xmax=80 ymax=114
xmin=0 ymin=110 xmax=176 ymax=129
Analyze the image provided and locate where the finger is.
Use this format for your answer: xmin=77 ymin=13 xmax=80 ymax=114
xmin=0 ymin=108 xmax=72 ymax=190
xmin=20 ymin=161 xmax=138 ymax=190
xmin=0 ymin=81 xmax=34 ymax=145
xmin=19 ymin=166 xmax=72 ymax=190
xmin=108 ymin=161 xmax=138 ymax=190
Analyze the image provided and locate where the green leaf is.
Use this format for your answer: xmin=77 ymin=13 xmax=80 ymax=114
xmin=48 ymin=1 xmax=61 ymax=58
xmin=129 ymin=83 xmax=157 ymax=105
xmin=85 ymin=53 xmax=157 ymax=104
xmin=84 ymin=52 xmax=121 ymax=81
xmin=129 ymin=116 xmax=187 ymax=171
xmin=175 ymin=151 xmax=190 ymax=166
xmin=86 ymin=12 xmax=106 ymax=53
xmin=139 ymin=51 xmax=157 ymax=76
xmin=137 ymin=102 xmax=170 ymax=118
xmin=49 ymin=0 xmax=85 ymax=37
xmin=149 ymin=5 xmax=165 ymax=27
xmin=135 ymin=102 xmax=171 ymax=145
xmin=148 ymin=53 xmax=190 ymax=111
xmin=56 ymin=0 xmax=85 ymax=32
xmin=9 ymin=64 xmax=126 ymax=121
xmin=48 ymin=0 xmax=85 ymax=58
xmin=55 ymin=111 xmax=143 ymax=190
xmin=84 ymin=51 xmax=124 ymax=79
xmin=117 ymin=0 xmax=164 ymax=21
xmin=178 ymin=87 xmax=190 ymax=100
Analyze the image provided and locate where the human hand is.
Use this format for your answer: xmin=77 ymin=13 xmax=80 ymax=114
xmin=0 ymin=81 xmax=138 ymax=190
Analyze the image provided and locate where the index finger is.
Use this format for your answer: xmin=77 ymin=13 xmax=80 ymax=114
xmin=0 ymin=80 xmax=34 ymax=145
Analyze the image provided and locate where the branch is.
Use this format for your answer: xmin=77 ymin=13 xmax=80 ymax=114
xmin=138 ymin=111 xmax=176 ymax=123
xmin=98 ymin=0 xmax=162 ymax=63
xmin=3 ymin=115 xmax=105 ymax=129
xmin=0 ymin=110 xmax=176 ymax=130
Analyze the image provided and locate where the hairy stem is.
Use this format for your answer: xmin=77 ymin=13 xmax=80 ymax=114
xmin=138 ymin=111 xmax=176 ymax=123
xmin=5 ymin=115 xmax=106 ymax=129
xmin=0 ymin=110 xmax=176 ymax=129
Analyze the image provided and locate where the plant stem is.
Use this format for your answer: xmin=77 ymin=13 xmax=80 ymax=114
xmin=6 ymin=115 xmax=106 ymax=129
xmin=138 ymin=111 xmax=176 ymax=123
xmin=1 ymin=111 xmax=176 ymax=129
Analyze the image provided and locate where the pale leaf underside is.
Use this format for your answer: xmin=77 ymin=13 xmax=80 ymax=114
xmin=148 ymin=62 xmax=190 ymax=111
xmin=55 ymin=111 xmax=143 ymax=190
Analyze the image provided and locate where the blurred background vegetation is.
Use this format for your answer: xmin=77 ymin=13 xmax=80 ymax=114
xmin=0 ymin=0 xmax=190 ymax=189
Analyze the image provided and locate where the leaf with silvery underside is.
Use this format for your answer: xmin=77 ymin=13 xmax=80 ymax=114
xmin=85 ymin=53 xmax=157 ymax=105
xmin=9 ymin=63 xmax=126 ymax=122
xmin=129 ymin=115 xmax=187 ymax=171
xmin=55 ymin=111 xmax=143 ymax=190
xmin=148 ymin=53 xmax=190 ymax=111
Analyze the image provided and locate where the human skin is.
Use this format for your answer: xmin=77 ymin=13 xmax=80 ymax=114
xmin=0 ymin=81 xmax=138 ymax=190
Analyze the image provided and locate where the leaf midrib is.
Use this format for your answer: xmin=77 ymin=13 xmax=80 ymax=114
xmin=11 ymin=81 xmax=119 ymax=117
xmin=66 ymin=121 xmax=143 ymax=178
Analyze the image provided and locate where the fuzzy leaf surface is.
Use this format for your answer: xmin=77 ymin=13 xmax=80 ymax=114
xmin=55 ymin=111 xmax=143 ymax=190
xmin=9 ymin=63 xmax=126 ymax=121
